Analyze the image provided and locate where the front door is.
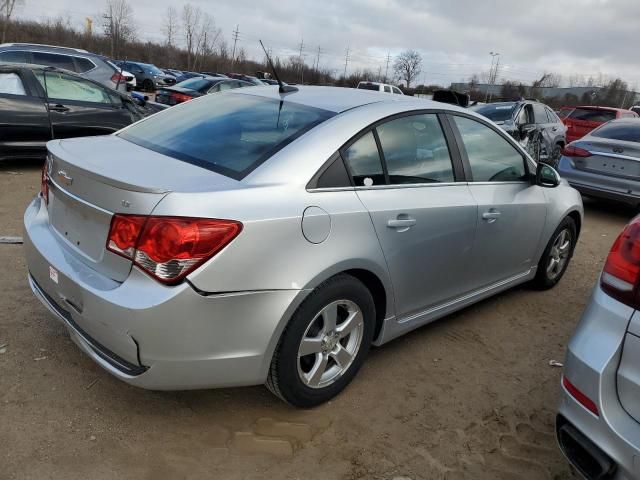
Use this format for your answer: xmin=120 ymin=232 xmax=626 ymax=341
xmin=33 ymin=70 xmax=130 ymax=139
xmin=342 ymin=113 xmax=478 ymax=318
xmin=449 ymin=114 xmax=547 ymax=288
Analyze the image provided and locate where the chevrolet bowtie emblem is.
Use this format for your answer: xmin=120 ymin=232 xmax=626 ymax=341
xmin=57 ymin=170 xmax=73 ymax=186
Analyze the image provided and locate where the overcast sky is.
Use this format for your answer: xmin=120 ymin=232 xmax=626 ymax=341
xmin=16 ymin=0 xmax=640 ymax=87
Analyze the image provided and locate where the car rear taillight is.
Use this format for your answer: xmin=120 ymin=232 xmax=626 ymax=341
xmin=561 ymin=145 xmax=592 ymax=157
xmin=106 ymin=215 xmax=242 ymax=284
xmin=170 ymin=92 xmax=193 ymax=103
xmin=601 ymin=217 xmax=640 ymax=308
xmin=111 ymin=72 xmax=127 ymax=83
xmin=40 ymin=161 xmax=49 ymax=204
xmin=563 ymin=376 xmax=599 ymax=416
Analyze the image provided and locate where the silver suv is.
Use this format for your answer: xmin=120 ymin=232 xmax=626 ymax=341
xmin=0 ymin=43 xmax=127 ymax=92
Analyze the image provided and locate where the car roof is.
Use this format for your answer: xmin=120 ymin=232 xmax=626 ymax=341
xmin=573 ymin=105 xmax=628 ymax=112
xmin=0 ymin=43 xmax=89 ymax=54
xmin=229 ymin=85 xmax=457 ymax=113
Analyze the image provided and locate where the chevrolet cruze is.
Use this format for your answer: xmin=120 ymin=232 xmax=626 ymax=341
xmin=24 ymin=86 xmax=583 ymax=406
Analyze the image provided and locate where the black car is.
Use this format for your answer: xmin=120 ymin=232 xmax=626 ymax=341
xmin=115 ymin=61 xmax=176 ymax=92
xmin=471 ymin=100 xmax=567 ymax=164
xmin=155 ymin=77 xmax=253 ymax=106
xmin=0 ymin=64 xmax=145 ymax=162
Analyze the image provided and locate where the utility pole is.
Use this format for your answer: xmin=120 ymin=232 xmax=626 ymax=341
xmin=231 ymin=24 xmax=240 ymax=64
xmin=314 ymin=46 xmax=321 ymax=72
xmin=343 ymin=46 xmax=350 ymax=79
xmin=488 ymin=54 xmax=500 ymax=102
xmin=298 ymin=37 xmax=305 ymax=83
xmin=85 ymin=17 xmax=93 ymax=37
xmin=384 ymin=52 xmax=391 ymax=82
xmin=484 ymin=52 xmax=499 ymax=103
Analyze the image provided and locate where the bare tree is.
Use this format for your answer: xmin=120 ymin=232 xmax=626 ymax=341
xmin=192 ymin=13 xmax=220 ymax=70
xmin=162 ymin=6 xmax=179 ymax=48
xmin=182 ymin=3 xmax=201 ymax=70
xmin=0 ymin=0 xmax=23 ymax=43
xmin=393 ymin=50 xmax=422 ymax=88
xmin=102 ymin=0 xmax=135 ymax=59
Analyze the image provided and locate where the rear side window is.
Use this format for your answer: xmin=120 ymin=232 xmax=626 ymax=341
xmin=0 ymin=72 xmax=26 ymax=95
xmin=392 ymin=87 xmax=403 ymax=94
xmin=342 ymin=131 xmax=385 ymax=186
xmin=384 ymin=86 xmax=391 ymax=93
xmin=376 ymin=114 xmax=454 ymax=184
xmin=591 ymin=122 xmax=640 ymax=143
xmin=545 ymin=107 xmax=559 ymax=123
xmin=0 ymin=50 xmax=28 ymax=64
xmin=453 ymin=115 xmax=527 ymax=182
xmin=569 ymin=108 xmax=616 ymax=123
xmin=32 ymin=52 xmax=76 ymax=72
xmin=119 ymin=94 xmax=335 ymax=180
xmin=74 ymin=57 xmax=95 ymax=73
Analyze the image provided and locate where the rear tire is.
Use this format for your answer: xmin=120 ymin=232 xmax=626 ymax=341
xmin=532 ymin=217 xmax=577 ymax=290
xmin=266 ymin=274 xmax=375 ymax=407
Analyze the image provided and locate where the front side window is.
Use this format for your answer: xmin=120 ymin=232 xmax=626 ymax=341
xmin=376 ymin=114 xmax=454 ymax=184
xmin=119 ymin=93 xmax=335 ymax=180
xmin=392 ymin=87 xmax=403 ymax=94
xmin=384 ymin=86 xmax=391 ymax=93
xmin=34 ymin=71 xmax=112 ymax=104
xmin=533 ymin=104 xmax=548 ymax=124
xmin=545 ymin=107 xmax=559 ymax=123
xmin=32 ymin=52 xmax=76 ymax=72
xmin=453 ymin=115 xmax=527 ymax=182
xmin=342 ymin=131 xmax=385 ymax=186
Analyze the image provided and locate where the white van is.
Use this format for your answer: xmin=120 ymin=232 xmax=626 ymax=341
xmin=356 ymin=81 xmax=403 ymax=95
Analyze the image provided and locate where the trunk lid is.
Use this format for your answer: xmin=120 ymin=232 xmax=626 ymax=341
xmin=46 ymin=135 xmax=239 ymax=282
xmin=572 ymin=138 xmax=640 ymax=180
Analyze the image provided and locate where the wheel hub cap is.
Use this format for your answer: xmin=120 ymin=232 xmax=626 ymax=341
xmin=321 ymin=332 xmax=340 ymax=352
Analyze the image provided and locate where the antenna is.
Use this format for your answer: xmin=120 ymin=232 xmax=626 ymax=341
xmin=259 ymin=40 xmax=298 ymax=94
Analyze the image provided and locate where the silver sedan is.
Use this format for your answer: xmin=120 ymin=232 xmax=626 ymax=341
xmin=24 ymin=86 xmax=583 ymax=406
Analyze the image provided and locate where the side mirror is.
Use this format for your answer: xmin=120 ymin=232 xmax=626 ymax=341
xmin=536 ymin=162 xmax=561 ymax=188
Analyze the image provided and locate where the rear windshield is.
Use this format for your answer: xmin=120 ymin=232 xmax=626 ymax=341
xmin=591 ymin=122 xmax=640 ymax=143
xmin=175 ymin=77 xmax=215 ymax=91
xmin=118 ymin=93 xmax=335 ymax=179
xmin=568 ymin=108 xmax=616 ymax=123
xmin=472 ymin=103 xmax=516 ymax=122
xmin=357 ymin=83 xmax=380 ymax=91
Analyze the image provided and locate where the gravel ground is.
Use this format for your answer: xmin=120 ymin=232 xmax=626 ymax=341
xmin=0 ymin=159 xmax=634 ymax=480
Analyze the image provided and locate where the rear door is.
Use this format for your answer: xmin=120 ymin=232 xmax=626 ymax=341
xmin=344 ymin=112 xmax=478 ymax=317
xmin=449 ymin=113 xmax=547 ymax=287
xmin=0 ymin=67 xmax=51 ymax=160
xmin=32 ymin=70 xmax=132 ymax=138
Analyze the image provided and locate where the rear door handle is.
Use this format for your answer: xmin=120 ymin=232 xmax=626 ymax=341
xmin=482 ymin=210 xmax=501 ymax=223
xmin=387 ymin=218 xmax=416 ymax=230
xmin=49 ymin=104 xmax=70 ymax=113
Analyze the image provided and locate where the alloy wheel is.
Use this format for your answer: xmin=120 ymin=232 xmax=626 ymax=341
xmin=547 ymin=228 xmax=572 ymax=280
xmin=297 ymin=300 xmax=364 ymax=389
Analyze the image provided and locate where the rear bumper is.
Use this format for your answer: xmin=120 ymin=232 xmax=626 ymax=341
xmin=557 ymin=285 xmax=640 ymax=479
xmin=24 ymin=195 xmax=305 ymax=389
xmin=557 ymin=156 xmax=640 ymax=206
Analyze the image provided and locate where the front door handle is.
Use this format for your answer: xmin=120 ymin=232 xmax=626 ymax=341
xmin=387 ymin=217 xmax=416 ymax=231
xmin=49 ymin=104 xmax=70 ymax=113
xmin=482 ymin=210 xmax=501 ymax=223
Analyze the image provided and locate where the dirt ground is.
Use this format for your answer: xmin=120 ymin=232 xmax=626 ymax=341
xmin=0 ymin=159 xmax=634 ymax=480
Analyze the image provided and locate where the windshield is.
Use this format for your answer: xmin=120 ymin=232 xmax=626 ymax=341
xmin=143 ymin=64 xmax=163 ymax=75
xmin=472 ymin=103 xmax=517 ymax=122
xmin=176 ymin=78 xmax=216 ymax=91
xmin=118 ymin=93 xmax=335 ymax=179
xmin=591 ymin=122 xmax=640 ymax=143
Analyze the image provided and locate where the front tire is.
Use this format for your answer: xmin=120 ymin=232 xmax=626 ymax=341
xmin=266 ymin=274 xmax=375 ymax=407
xmin=532 ymin=217 xmax=577 ymax=290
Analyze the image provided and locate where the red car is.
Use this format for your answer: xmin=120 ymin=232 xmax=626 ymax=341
xmin=563 ymin=106 xmax=638 ymax=143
